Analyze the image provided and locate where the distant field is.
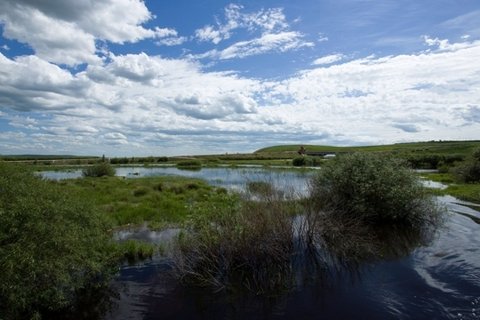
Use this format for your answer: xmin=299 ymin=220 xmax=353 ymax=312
xmin=255 ymin=140 xmax=480 ymax=156
xmin=0 ymin=154 xmax=97 ymax=161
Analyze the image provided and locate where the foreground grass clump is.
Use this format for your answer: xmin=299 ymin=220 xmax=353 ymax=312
xmin=0 ymin=163 xmax=117 ymax=319
xmin=173 ymin=191 xmax=298 ymax=293
xmin=82 ymin=161 xmax=116 ymax=177
xmin=310 ymin=153 xmax=439 ymax=225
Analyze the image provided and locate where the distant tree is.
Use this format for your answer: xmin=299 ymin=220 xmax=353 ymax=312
xmin=298 ymin=145 xmax=306 ymax=156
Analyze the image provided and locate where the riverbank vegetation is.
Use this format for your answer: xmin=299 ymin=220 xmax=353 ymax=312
xmin=0 ymin=163 xmax=118 ymax=319
xmin=420 ymin=148 xmax=480 ymax=203
xmin=57 ymin=175 xmax=229 ymax=227
xmin=172 ymin=153 xmax=443 ymax=293
xmin=0 ymin=145 xmax=472 ymax=317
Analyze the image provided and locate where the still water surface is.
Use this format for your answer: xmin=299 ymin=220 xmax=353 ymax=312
xmin=40 ymin=167 xmax=480 ymax=319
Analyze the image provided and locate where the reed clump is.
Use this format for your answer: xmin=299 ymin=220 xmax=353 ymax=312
xmin=172 ymin=187 xmax=299 ymax=293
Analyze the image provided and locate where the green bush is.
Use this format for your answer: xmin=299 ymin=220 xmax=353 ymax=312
xmin=292 ymin=156 xmax=321 ymax=167
xmin=176 ymin=160 xmax=202 ymax=168
xmin=82 ymin=162 xmax=116 ymax=177
xmin=453 ymin=148 xmax=480 ymax=183
xmin=0 ymin=164 xmax=117 ymax=319
xmin=292 ymin=156 xmax=306 ymax=166
xmin=133 ymin=187 xmax=149 ymax=197
xmin=310 ymin=153 xmax=438 ymax=225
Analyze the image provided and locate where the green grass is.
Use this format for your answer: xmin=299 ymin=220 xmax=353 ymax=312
xmin=419 ymin=172 xmax=480 ymax=203
xmin=256 ymin=140 xmax=480 ymax=156
xmin=442 ymin=184 xmax=480 ymax=203
xmin=57 ymin=176 xmax=231 ymax=227
xmin=116 ymin=240 xmax=158 ymax=263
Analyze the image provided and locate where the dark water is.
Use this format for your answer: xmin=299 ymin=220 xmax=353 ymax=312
xmin=99 ymin=196 xmax=480 ymax=320
xmin=40 ymin=168 xmax=480 ymax=319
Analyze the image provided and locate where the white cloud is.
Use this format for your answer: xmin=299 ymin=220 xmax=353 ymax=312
xmin=194 ymin=4 xmax=290 ymax=44
xmin=422 ymin=35 xmax=476 ymax=52
xmin=156 ymin=36 xmax=188 ymax=46
xmin=0 ymin=0 xmax=179 ymax=65
xmin=318 ymin=33 xmax=329 ymax=42
xmin=197 ymin=31 xmax=314 ymax=60
xmin=262 ymin=39 xmax=480 ymax=143
xmin=1 ymin=44 xmax=10 ymax=50
xmin=1 ymin=38 xmax=479 ymax=155
xmin=312 ymin=54 xmax=344 ymax=65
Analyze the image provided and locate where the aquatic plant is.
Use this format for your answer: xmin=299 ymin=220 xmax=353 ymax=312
xmin=172 ymin=191 xmax=299 ymax=293
xmin=117 ymin=240 xmax=156 ymax=263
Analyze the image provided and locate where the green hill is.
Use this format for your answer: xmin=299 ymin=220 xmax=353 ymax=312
xmin=255 ymin=140 xmax=480 ymax=156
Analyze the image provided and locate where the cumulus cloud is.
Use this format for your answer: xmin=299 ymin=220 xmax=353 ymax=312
xmin=173 ymin=93 xmax=257 ymax=119
xmin=0 ymin=0 xmax=180 ymax=65
xmin=1 ymin=37 xmax=480 ymax=155
xmin=260 ymin=39 xmax=480 ymax=143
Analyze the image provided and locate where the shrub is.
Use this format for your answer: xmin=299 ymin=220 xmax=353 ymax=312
xmin=453 ymin=148 xmax=480 ymax=183
xmin=292 ymin=156 xmax=306 ymax=166
xmin=82 ymin=162 xmax=116 ymax=177
xmin=0 ymin=164 xmax=117 ymax=319
xmin=176 ymin=160 xmax=202 ymax=168
xmin=293 ymin=156 xmax=321 ymax=167
xmin=310 ymin=152 xmax=438 ymax=225
xmin=133 ymin=187 xmax=149 ymax=197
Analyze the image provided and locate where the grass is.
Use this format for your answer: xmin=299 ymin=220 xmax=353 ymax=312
xmin=442 ymin=184 xmax=480 ymax=203
xmin=172 ymin=188 xmax=299 ymax=293
xmin=116 ymin=240 xmax=158 ymax=263
xmin=57 ymin=176 xmax=230 ymax=227
xmin=0 ymin=163 xmax=117 ymax=319
xmin=419 ymin=172 xmax=480 ymax=203
xmin=256 ymin=140 xmax=480 ymax=155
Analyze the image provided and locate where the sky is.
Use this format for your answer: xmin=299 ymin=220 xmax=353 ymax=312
xmin=0 ymin=0 xmax=479 ymax=156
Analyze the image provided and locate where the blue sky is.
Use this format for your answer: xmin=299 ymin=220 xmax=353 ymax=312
xmin=0 ymin=0 xmax=479 ymax=156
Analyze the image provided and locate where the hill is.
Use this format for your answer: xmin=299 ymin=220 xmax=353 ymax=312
xmin=255 ymin=140 xmax=480 ymax=156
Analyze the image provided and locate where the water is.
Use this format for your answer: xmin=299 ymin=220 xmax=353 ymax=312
xmin=39 ymin=167 xmax=480 ymax=319
xmin=102 ymin=195 xmax=480 ymax=320
xmin=39 ymin=166 xmax=313 ymax=195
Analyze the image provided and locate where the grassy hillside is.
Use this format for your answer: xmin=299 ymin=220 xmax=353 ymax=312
xmin=255 ymin=140 xmax=480 ymax=156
